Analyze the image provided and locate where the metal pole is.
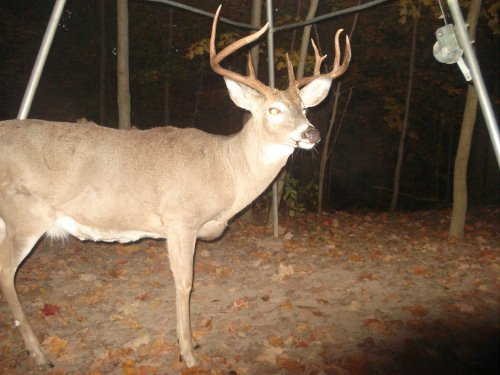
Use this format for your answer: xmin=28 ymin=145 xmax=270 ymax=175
xmin=447 ymin=0 xmax=500 ymax=168
xmin=17 ymin=0 xmax=67 ymax=120
xmin=266 ymin=1 xmax=279 ymax=238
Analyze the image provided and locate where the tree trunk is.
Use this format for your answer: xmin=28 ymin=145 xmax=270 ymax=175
xmin=163 ymin=8 xmax=174 ymax=125
xmin=318 ymin=83 xmax=341 ymax=213
xmin=389 ymin=4 xmax=420 ymax=211
xmin=296 ymin=0 xmax=319 ymax=79
xmin=117 ymin=0 xmax=131 ymax=129
xmin=449 ymin=0 xmax=482 ymax=239
xmin=99 ymin=0 xmax=106 ymax=126
xmin=190 ymin=73 xmax=204 ymax=126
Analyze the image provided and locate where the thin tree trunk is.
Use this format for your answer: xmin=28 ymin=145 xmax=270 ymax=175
xmin=163 ymin=8 xmax=174 ymax=125
xmin=190 ymin=73 xmax=204 ymax=126
xmin=249 ymin=0 xmax=262 ymax=71
xmin=389 ymin=4 xmax=420 ymax=211
xmin=318 ymin=83 xmax=341 ymax=213
xmin=449 ymin=0 xmax=482 ymax=239
xmin=290 ymin=0 xmax=301 ymax=51
xmin=321 ymin=85 xmax=354 ymax=207
xmin=435 ymin=123 xmax=445 ymax=200
xmin=296 ymin=0 xmax=319 ymax=78
xmin=117 ymin=0 xmax=131 ymax=129
xmin=99 ymin=0 xmax=106 ymax=126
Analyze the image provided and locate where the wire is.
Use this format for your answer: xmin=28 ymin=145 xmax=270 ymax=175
xmin=437 ymin=0 xmax=448 ymax=25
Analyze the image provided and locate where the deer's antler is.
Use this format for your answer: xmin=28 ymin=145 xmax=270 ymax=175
xmin=210 ymin=5 xmax=272 ymax=96
xmin=287 ymin=29 xmax=351 ymax=89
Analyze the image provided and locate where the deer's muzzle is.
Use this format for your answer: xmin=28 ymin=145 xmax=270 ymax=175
xmin=303 ymin=127 xmax=321 ymax=144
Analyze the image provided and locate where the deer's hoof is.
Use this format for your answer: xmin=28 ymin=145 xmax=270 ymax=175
xmin=180 ymin=351 xmax=198 ymax=368
xmin=28 ymin=350 xmax=54 ymax=369
xmin=41 ymin=361 xmax=55 ymax=370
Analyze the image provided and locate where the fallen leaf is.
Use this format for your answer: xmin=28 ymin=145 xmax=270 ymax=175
xmin=267 ymin=335 xmax=284 ymax=347
xmin=405 ymin=304 xmax=429 ymax=317
xmin=42 ymin=335 xmax=68 ymax=355
xmin=124 ymin=334 xmax=150 ymax=350
xmin=121 ymin=318 xmax=143 ymax=330
xmin=413 ymin=266 xmax=428 ymax=275
xmin=454 ymin=302 xmax=475 ymax=314
xmin=216 ymin=266 xmax=234 ymax=277
xmin=256 ymin=346 xmax=283 ymax=363
xmin=79 ymin=273 xmax=99 ymax=282
xmin=137 ymin=365 xmax=160 ymax=375
xmin=195 ymin=262 xmax=216 ymax=274
xmin=350 ymin=254 xmax=363 ymax=262
xmin=193 ymin=318 xmax=213 ymax=340
xmin=276 ymin=355 xmax=305 ymax=373
xmin=342 ymin=354 xmax=370 ymax=373
xmin=233 ymin=298 xmax=248 ymax=309
xmin=199 ymin=249 xmax=210 ymax=257
xmin=363 ymin=318 xmax=391 ymax=335
xmin=180 ymin=366 xmax=211 ymax=375
xmin=41 ymin=303 xmax=60 ymax=317
xmin=358 ymin=272 xmax=376 ymax=281
xmin=107 ymin=347 xmax=134 ymax=360
xmin=284 ymin=240 xmax=301 ymax=249
xmin=274 ymin=263 xmax=295 ymax=281
xmin=148 ymin=338 xmax=176 ymax=355
xmin=122 ymin=359 xmax=136 ymax=375
xmin=109 ymin=268 xmax=127 ymax=279
xmin=346 ymin=301 xmax=361 ymax=311
xmin=278 ymin=299 xmax=293 ymax=310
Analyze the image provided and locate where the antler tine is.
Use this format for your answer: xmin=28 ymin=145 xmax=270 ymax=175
xmin=210 ymin=5 xmax=271 ymax=95
xmin=285 ymin=53 xmax=296 ymax=84
xmin=247 ymin=54 xmax=257 ymax=79
xmin=293 ymin=29 xmax=351 ymax=89
xmin=310 ymin=39 xmax=327 ymax=75
xmin=286 ymin=40 xmax=325 ymax=90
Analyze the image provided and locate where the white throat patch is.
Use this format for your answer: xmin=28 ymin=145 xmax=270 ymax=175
xmin=263 ymin=144 xmax=294 ymax=164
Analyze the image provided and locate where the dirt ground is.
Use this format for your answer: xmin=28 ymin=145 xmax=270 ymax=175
xmin=0 ymin=208 xmax=498 ymax=375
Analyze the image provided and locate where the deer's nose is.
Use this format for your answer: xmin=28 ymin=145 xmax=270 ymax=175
xmin=303 ymin=127 xmax=321 ymax=143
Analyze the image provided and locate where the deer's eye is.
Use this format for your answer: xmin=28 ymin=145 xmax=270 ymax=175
xmin=268 ymin=107 xmax=281 ymax=115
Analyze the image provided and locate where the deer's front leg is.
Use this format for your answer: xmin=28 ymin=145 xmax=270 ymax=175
xmin=167 ymin=229 xmax=197 ymax=367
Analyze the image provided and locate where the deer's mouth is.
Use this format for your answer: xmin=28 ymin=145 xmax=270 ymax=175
xmin=294 ymin=139 xmax=317 ymax=149
xmin=292 ymin=126 xmax=321 ymax=149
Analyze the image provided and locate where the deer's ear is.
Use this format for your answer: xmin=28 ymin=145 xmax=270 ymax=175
xmin=299 ymin=76 xmax=333 ymax=108
xmin=224 ymin=77 xmax=263 ymax=111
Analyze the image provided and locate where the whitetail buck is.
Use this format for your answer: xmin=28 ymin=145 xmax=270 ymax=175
xmin=0 ymin=6 xmax=350 ymax=368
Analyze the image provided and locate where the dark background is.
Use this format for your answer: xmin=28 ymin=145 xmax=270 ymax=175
xmin=0 ymin=0 xmax=498 ymax=212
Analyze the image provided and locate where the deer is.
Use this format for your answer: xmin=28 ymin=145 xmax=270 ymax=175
xmin=0 ymin=5 xmax=350 ymax=369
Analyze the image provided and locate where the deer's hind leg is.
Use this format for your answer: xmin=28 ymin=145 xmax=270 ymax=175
xmin=0 ymin=214 xmax=54 ymax=367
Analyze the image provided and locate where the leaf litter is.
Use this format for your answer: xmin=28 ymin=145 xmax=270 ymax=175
xmin=0 ymin=208 xmax=498 ymax=374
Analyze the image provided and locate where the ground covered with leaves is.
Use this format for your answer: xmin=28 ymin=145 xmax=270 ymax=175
xmin=0 ymin=208 xmax=498 ymax=374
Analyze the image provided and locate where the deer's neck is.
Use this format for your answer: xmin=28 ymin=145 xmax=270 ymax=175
xmin=222 ymin=119 xmax=293 ymax=217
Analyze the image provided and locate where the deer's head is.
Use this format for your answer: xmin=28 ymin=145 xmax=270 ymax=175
xmin=210 ymin=6 xmax=351 ymax=157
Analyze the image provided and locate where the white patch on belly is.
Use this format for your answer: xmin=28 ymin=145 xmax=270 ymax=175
xmin=0 ymin=216 xmax=5 ymax=243
xmin=46 ymin=216 xmax=163 ymax=243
